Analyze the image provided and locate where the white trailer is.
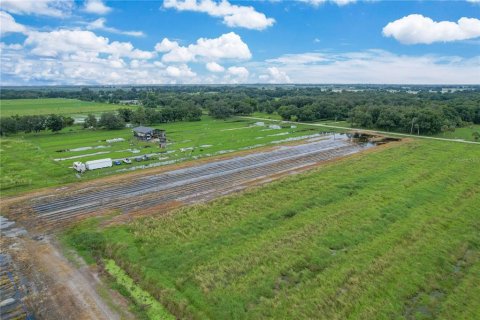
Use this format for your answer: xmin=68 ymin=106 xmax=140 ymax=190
xmin=85 ymin=158 xmax=112 ymax=170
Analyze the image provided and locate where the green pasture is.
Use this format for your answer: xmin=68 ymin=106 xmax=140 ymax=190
xmin=434 ymin=124 xmax=480 ymax=142
xmin=0 ymin=98 xmax=132 ymax=116
xmin=0 ymin=116 xmax=329 ymax=195
xmin=65 ymin=139 xmax=480 ymax=319
xmin=253 ymin=112 xmax=480 ymax=142
xmin=311 ymin=120 xmax=480 ymax=142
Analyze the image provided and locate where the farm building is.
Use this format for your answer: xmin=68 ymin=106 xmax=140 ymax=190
xmin=132 ymin=126 xmax=167 ymax=147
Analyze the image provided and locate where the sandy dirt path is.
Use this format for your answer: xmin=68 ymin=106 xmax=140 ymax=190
xmin=1 ymin=225 xmax=133 ymax=320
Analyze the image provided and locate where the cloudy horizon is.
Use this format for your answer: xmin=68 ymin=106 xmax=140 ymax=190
xmin=1 ymin=0 xmax=479 ymax=85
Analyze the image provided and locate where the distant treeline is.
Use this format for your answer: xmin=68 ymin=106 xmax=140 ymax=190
xmin=269 ymin=91 xmax=480 ymax=135
xmin=0 ymin=114 xmax=75 ymax=135
xmin=1 ymin=87 xmax=479 ymax=135
xmin=89 ymin=105 xmax=203 ymax=130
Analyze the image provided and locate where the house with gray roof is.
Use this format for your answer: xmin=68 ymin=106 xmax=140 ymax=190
xmin=132 ymin=126 xmax=165 ymax=143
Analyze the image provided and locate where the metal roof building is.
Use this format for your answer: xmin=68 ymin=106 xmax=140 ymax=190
xmin=132 ymin=126 xmax=166 ymax=144
xmin=132 ymin=126 xmax=155 ymax=134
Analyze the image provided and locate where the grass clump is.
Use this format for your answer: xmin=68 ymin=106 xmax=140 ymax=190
xmin=104 ymin=259 xmax=175 ymax=320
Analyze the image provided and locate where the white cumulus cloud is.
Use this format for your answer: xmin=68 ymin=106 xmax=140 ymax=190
xmin=227 ymin=66 xmax=248 ymax=77
xmin=163 ymin=0 xmax=275 ymax=30
xmin=0 ymin=0 xmax=73 ymax=17
xmin=267 ymin=52 xmax=328 ymax=65
xmin=383 ymin=14 xmax=480 ymax=44
xmin=0 ymin=11 xmax=27 ymax=36
xmin=298 ymin=0 xmax=356 ymax=7
xmin=266 ymin=50 xmax=480 ymax=84
xmin=206 ymin=61 xmax=225 ymax=72
xmin=166 ymin=64 xmax=196 ymax=77
xmin=83 ymin=0 xmax=112 ymax=15
xmin=24 ymin=29 xmax=154 ymax=59
xmin=156 ymin=32 xmax=251 ymax=63
xmin=0 ymin=43 xmax=197 ymax=85
xmin=155 ymin=38 xmax=180 ymax=52
xmin=0 ymin=42 xmax=23 ymax=50
xmin=224 ymin=66 xmax=249 ymax=83
xmin=87 ymin=18 xmax=145 ymax=37
xmin=162 ymin=46 xmax=195 ymax=63
xmin=259 ymin=67 xmax=291 ymax=83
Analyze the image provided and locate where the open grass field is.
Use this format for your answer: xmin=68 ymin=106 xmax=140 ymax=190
xmin=434 ymin=124 xmax=480 ymax=142
xmin=64 ymin=139 xmax=480 ymax=319
xmin=312 ymin=121 xmax=480 ymax=142
xmin=253 ymin=113 xmax=480 ymax=142
xmin=0 ymin=116 xmax=327 ymax=195
xmin=0 ymin=98 xmax=131 ymax=116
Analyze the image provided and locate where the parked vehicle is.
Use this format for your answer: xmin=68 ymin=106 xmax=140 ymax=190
xmin=113 ymin=160 xmax=122 ymax=165
xmin=123 ymin=158 xmax=132 ymax=164
xmin=73 ymin=161 xmax=86 ymax=173
xmin=135 ymin=156 xmax=143 ymax=162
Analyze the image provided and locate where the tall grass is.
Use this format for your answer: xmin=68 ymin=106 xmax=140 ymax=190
xmin=65 ymin=140 xmax=480 ymax=319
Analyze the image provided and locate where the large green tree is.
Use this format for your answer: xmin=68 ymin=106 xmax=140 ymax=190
xmin=83 ymin=114 xmax=98 ymax=129
xmin=208 ymin=104 xmax=233 ymax=119
xmin=46 ymin=114 xmax=65 ymax=132
xmin=98 ymin=112 xmax=125 ymax=130
xmin=0 ymin=117 xmax=18 ymax=136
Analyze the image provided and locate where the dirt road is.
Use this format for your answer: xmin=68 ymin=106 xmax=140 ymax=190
xmin=1 ymin=219 xmax=132 ymax=320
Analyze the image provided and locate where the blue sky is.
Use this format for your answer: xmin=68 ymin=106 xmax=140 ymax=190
xmin=1 ymin=0 xmax=479 ymax=85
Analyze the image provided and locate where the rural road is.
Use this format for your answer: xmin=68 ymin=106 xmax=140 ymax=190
xmin=18 ymin=134 xmax=374 ymax=229
xmin=243 ymin=116 xmax=480 ymax=145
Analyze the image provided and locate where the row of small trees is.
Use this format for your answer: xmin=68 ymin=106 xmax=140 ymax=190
xmin=0 ymin=114 xmax=75 ymax=136
xmin=0 ymin=103 xmax=204 ymax=135
xmin=207 ymin=101 xmax=254 ymax=119
xmin=117 ymin=105 xmax=203 ymax=124
xmin=83 ymin=106 xmax=203 ymax=130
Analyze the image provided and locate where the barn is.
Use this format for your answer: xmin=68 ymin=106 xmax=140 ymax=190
xmin=132 ymin=126 xmax=167 ymax=147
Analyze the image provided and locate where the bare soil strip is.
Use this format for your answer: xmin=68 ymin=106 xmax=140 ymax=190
xmin=9 ymin=135 xmax=374 ymax=230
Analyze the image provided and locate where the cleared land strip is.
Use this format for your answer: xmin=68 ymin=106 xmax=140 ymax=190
xmin=243 ymin=116 xmax=480 ymax=145
xmin=17 ymin=135 xmax=374 ymax=228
